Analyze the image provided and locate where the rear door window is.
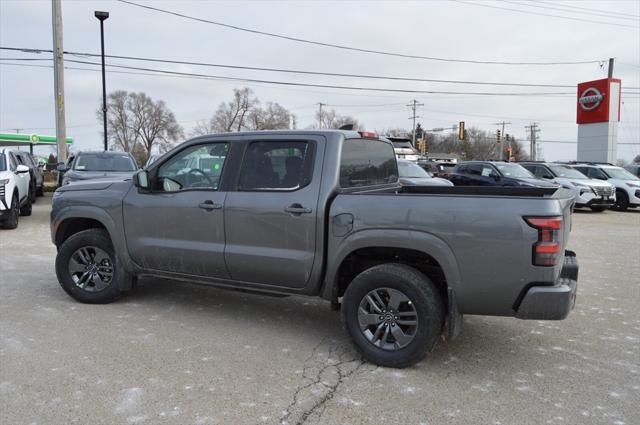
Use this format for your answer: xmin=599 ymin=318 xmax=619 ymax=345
xmin=238 ymin=141 xmax=312 ymax=191
xmin=340 ymin=139 xmax=398 ymax=188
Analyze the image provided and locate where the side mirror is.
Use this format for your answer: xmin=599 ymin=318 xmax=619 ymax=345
xmin=133 ymin=170 xmax=150 ymax=190
xmin=56 ymin=162 xmax=69 ymax=172
xmin=542 ymin=174 xmax=553 ymax=179
xmin=16 ymin=164 xmax=30 ymax=174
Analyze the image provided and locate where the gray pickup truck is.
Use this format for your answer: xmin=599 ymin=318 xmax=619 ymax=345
xmin=51 ymin=130 xmax=578 ymax=367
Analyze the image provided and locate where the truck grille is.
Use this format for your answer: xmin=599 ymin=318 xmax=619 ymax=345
xmin=593 ymin=186 xmax=614 ymax=197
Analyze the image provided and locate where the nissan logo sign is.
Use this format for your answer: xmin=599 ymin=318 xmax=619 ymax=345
xmin=579 ymin=87 xmax=604 ymax=111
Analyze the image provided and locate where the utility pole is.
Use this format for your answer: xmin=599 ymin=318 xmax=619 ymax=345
xmin=608 ymin=57 xmax=614 ymax=78
xmin=52 ymin=0 xmax=67 ymax=170
xmin=317 ymin=102 xmax=325 ymax=129
xmin=494 ymin=121 xmax=511 ymax=161
xmin=526 ymin=123 xmax=540 ymax=161
xmin=95 ymin=11 xmax=109 ymax=151
xmin=407 ymin=99 xmax=424 ymax=146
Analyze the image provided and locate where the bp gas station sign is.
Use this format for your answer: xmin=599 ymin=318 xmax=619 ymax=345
xmin=0 ymin=132 xmax=73 ymax=153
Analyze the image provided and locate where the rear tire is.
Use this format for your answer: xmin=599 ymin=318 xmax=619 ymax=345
xmin=1 ymin=194 xmax=19 ymax=229
xmin=29 ymin=181 xmax=36 ymax=203
xmin=55 ymin=229 xmax=130 ymax=304
xmin=614 ymin=190 xmax=629 ymax=211
xmin=19 ymin=197 xmax=32 ymax=216
xmin=590 ymin=206 xmax=606 ymax=212
xmin=342 ymin=263 xmax=444 ymax=368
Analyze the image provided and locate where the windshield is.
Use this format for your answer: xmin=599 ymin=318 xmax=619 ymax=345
xmin=496 ymin=163 xmax=534 ymax=178
xmin=398 ymin=161 xmax=430 ymax=178
xmin=549 ymin=165 xmax=588 ymax=179
xmin=603 ymin=167 xmax=640 ymax=180
xmin=74 ymin=153 xmax=137 ymax=172
xmin=0 ymin=153 xmax=6 ymax=171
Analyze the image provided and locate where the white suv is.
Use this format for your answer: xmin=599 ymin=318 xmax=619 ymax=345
xmin=571 ymin=163 xmax=640 ymax=211
xmin=0 ymin=148 xmax=32 ymax=229
xmin=521 ymin=162 xmax=615 ymax=212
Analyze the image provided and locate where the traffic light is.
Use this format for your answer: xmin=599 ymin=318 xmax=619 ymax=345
xmin=505 ymin=134 xmax=510 ymax=142
xmin=458 ymin=121 xmax=465 ymax=140
xmin=496 ymin=129 xmax=501 ymax=144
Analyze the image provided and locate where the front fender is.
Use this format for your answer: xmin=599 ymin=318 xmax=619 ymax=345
xmin=51 ymin=205 xmax=134 ymax=273
xmin=322 ymin=228 xmax=462 ymax=301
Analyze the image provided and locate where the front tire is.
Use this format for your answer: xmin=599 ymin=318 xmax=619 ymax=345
xmin=19 ymin=197 xmax=32 ymax=216
xmin=0 ymin=194 xmax=19 ymax=229
xmin=614 ymin=190 xmax=629 ymax=211
xmin=55 ymin=229 xmax=129 ymax=304
xmin=342 ymin=263 xmax=444 ymax=368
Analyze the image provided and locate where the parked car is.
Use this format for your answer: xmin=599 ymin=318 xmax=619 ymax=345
xmin=397 ymin=159 xmax=453 ymax=186
xmin=51 ymin=130 xmax=578 ymax=368
xmin=520 ymin=162 xmax=615 ymax=212
xmin=624 ymin=164 xmax=640 ymax=178
xmin=449 ymin=161 xmax=560 ymax=188
xmin=385 ymin=136 xmax=420 ymax=162
xmin=12 ymin=150 xmax=44 ymax=201
xmin=0 ymin=148 xmax=32 ymax=229
xmin=568 ymin=163 xmax=640 ymax=211
xmin=61 ymin=151 xmax=139 ymax=186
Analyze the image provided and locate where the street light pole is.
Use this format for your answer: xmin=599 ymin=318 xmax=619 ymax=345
xmin=94 ymin=11 xmax=109 ymax=151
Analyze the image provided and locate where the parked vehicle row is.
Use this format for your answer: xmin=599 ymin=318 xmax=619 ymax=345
xmin=567 ymin=162 xmax=640 ymax=211
xmin=0 ymin=148 xmax=33 ymax=229
xmin=519 ymin=162 xmax=615 ymax=212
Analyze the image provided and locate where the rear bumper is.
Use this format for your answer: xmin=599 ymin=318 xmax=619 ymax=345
xmin=515 ymin=251 xmax=578 ymax=320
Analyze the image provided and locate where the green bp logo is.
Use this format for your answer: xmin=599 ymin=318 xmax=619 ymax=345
xmin=30 ymin=134 xmax=40 ymax=143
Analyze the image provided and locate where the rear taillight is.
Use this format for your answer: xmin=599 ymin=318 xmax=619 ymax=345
xmin=525 ymin=216 xmax=562 ymax=266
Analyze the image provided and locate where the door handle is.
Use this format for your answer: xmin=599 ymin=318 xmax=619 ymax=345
xmin=284 ymin=203 xmax=312 ymax=215
xmin=199 ymin=200 xmax=222 ymax=211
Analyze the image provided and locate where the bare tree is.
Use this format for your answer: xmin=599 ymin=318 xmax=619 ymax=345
xmin=315 ymin=109 xmax=362 ymax=130
xmin=195 ymin=88 xmax=295 ymax=134
xmin=247 ymin=102 xmax=294 ymax=130
xmin=209 ymin=88 xmax=258 ymax=132
xmin=100 ymin=91 xmax=183 ymax=163
xmin=99 ymin=90 xmax=140 ymax=154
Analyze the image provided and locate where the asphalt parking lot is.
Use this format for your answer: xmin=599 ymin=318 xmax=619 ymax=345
xmin=1 ymin=195 xmax=639 ymax=425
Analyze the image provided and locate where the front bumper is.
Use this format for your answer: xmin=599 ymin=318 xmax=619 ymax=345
xmin=575 ymin=191 xmax=615 ymax=208
xmin=515 ymin=251 xmax=578 ymax=320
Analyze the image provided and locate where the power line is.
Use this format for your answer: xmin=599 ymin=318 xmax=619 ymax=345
xmin=453 ymin=0 xmax=640 ymax=29
xmin=0 ymin=47 xmax=587 ymax=88
xmin=5 ymin=47 xmax=640 ymax=91
xmin=0 ymin=57 xmax=580 ymax=96
xmin=533 ymin=0 xmax=640 ymax=19
xmin=115 ymin=0 xmax=605 ymax=65
xmin=503 ymin=0 xmax=640 ymax=22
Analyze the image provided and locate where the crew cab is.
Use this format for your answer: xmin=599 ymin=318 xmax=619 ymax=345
xmin=51 ymin=131 xmax=578 ymax=367
xmin=0 ymin=148 xmax=32 ymax=229
xmin=520 ymin=161 xmax=615 ymax=212
xmin=449 ymin=161 xmax=559 ymax=188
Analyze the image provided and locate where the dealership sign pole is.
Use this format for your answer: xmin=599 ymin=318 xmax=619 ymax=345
xmin=576 ymin=77 xmax=621 ymax=163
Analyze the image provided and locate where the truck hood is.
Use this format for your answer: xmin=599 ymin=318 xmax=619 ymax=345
xmin=56 ymin=179 xmax=132 ymax=192
xmin=65 ymin=170 xmax=134 ymax=181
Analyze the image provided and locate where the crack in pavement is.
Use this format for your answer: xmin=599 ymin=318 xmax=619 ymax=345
xmin=280 ymin=339 xmax=367 ymax=425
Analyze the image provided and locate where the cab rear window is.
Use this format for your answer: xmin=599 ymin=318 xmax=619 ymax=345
xmin=340 ymin=139 xmax=398 ymax=188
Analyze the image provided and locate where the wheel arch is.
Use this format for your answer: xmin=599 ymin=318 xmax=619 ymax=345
xmin=323 ymin=229 xmax=462 ymax=307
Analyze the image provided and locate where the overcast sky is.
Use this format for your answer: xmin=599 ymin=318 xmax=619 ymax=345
xmin=1 ymin=0 xmax=639 ymax=161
